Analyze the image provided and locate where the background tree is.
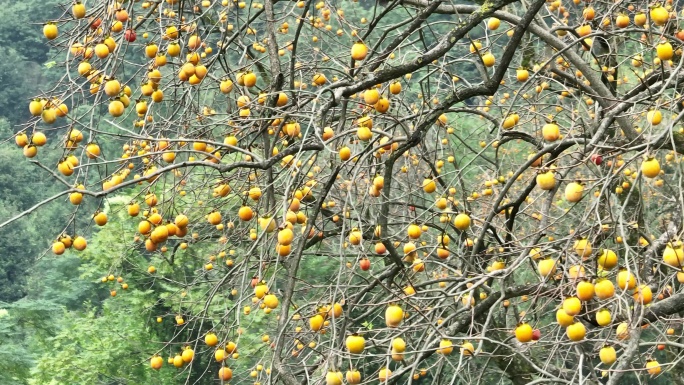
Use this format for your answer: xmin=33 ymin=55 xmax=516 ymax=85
xmin=4 ymin=0 xmax=684 ymax=384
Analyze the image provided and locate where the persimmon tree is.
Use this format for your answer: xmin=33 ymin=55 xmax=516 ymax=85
xmin=7 ymin=0 xmax=684 ymax=384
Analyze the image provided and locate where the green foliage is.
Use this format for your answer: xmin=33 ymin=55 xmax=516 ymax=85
xmin=0 ymin=310 xmax=34 ymax=385
xmin=29 ymin=298 xmax=177 ymax=385
xmin=0 ymin=48 xmax=46 ymax=124
xmin=0 ymin=1 xmax=59 ymax=64
xmin=0 ymin=120 xmax=72 ymax=301
xmin=0 ymin=0 xmax=61 ymax=123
